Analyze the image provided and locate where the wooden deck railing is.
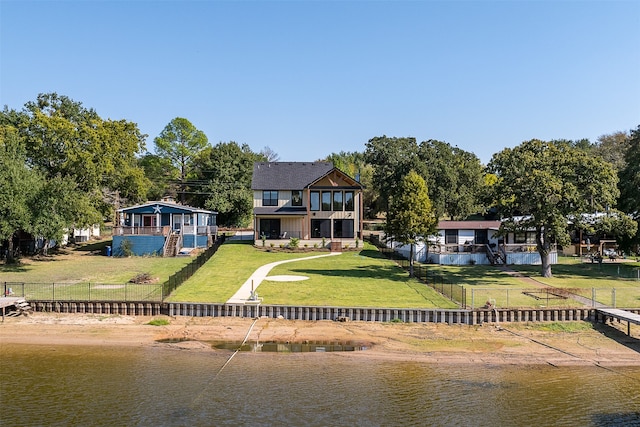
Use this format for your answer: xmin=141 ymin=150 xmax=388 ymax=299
xmin=113 ymin=226 xmax=170 ymax=236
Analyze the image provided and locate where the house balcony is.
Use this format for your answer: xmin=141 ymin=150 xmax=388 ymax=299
xmin=114 ymin=226 xmax=171 ymax=236
xmin=114 ymin=225 xmax=218 ymax=237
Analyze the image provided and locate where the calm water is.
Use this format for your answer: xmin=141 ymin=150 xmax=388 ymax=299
xmin=1 ymin=343 xmax=640 ymax=427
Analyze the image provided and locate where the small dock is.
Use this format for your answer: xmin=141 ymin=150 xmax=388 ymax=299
xmin=0 ymin=297 xmax=32 ymax=321
xmin=595 ymin=308 xmax=640 ymax=336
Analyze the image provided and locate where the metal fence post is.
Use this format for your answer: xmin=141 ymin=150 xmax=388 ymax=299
xmin=592 ymin=288 xmax=596 ymax=307
xmin=612 ymin=288 xmax=616 ymax=308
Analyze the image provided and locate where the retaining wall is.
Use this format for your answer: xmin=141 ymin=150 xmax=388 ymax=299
xmin=29 ymin=301 xmax=625 ymax=325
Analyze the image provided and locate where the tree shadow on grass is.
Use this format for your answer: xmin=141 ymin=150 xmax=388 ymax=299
xmin=0 ymin=263 xmax=31 ymax=273
xmin=74 ymin=240 xmax=111 ymax=252
xmin=284 ymin=265 xmax=409 ymax=283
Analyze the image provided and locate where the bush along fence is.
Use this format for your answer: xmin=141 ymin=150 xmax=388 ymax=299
xmin=161 ymin=234 xmax=226 ymax=299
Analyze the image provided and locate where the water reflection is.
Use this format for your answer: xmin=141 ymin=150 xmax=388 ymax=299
xmin=1 ymin=344 xmax=640 ymax=427
xmin=211 ymin=340 xmax=368 ymax=352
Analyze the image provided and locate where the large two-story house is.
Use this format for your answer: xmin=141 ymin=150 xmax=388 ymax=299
xmin=251 ymin=162 xmax=364 ymax=244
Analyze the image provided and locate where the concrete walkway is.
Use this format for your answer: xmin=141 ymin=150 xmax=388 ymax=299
xmin=226 ymin=252 xmax=342 ymax=304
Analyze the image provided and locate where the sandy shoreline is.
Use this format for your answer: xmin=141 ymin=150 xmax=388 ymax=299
xmin=1 ymin=312 xmax=640 ymax=366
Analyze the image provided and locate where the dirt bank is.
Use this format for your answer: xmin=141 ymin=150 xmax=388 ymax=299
xmin=1 ymin=313 xmax=639 ymax=366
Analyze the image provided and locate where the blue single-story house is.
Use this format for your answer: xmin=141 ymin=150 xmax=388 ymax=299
xmin=112 ymin=200 xmax=218 ymax=256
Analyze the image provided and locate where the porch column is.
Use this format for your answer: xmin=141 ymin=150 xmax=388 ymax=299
xmin=182 ymin=213 xmax=185 ymax=232
xmin=156 ymin=212 xmax=160 ymax=230
xmin=192 ymin=213 xmax=197 ymax=243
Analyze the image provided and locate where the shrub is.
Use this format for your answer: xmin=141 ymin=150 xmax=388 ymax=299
xmin=289 ymin=237 xmax=300 ymax=249
xmin=322 ymin=237 xmax=326 ymax=248
xmin=119 ymin=238 xmax=133 ymax=257
xmin=147 ymin=318 xmax=170 ymax=326
xmin=260 ymin=234 xmax=266 ymax=247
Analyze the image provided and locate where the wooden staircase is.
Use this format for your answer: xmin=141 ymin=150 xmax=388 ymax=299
xmin=486 ymin=244 xmax=506 ymax=265
xmin=163 ymin=233 xmax=180 ymax=257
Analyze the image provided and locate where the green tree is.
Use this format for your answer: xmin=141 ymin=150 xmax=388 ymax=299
xmin=30 ymin=175 xmax=101 ymax=255
xmin=417 ymin=140 xmax=485 ymax=220
xmin=154 ymin=117 xmax=208 ymax=203
xmin=191 ymin=142 xmax=265 ymax=227
xmin=386 ymin=170 xmax=437 ymax=277
xmin=0 ymin=127 xmax=39 ymax=262
xmin=364 ymin=136 xmax=420 ymax=217
xmin=11 ymin=93 xmax=148 ymax=215
xmin=139 ymin=153 xmax=179 ymax=201
xmin=488 ymin=139 xmax=631 ymax=277
xmin=593 ymin=131 xmax=630 ymax=172
xmin=618 ymin=125 xmax=640 ymax=253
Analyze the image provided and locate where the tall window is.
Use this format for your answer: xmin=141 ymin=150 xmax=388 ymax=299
xmin=321 ymin=191 xmax=332 ymax=211
xmin=310 ymin=191 xmax=320 ymax=211
xmin=262 ymin=190 xmax=278 ymax=206
xmin=311 ymin=219 xmax=331 ymax=238
xmin=344 ymin=191 xmax=354 ymax=211
xmin=445 ymin=230 xmax=458 ymax=244
xmin=333 ymin=219 xmax=354 ymax=238
xmin=332 ymin=191 xmax=343 ymax=211
xmin=291 ymin=190 xmax=302 ymax=206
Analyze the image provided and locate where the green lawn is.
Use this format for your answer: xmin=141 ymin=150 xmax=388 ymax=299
xmin=0 ymin=242 xmax=192 ymax=284
xmin=422 ymin=257 xmax=640 ymax=308
xmin=4 ymin=239 xmax=638 ymax=309
xmin=258 ymin=246 xmax=457 ymax=308
xmin=165 ymin=241 xmax=319 ymax=302
xmin=167 ymin=241 xmax=458 ymax=308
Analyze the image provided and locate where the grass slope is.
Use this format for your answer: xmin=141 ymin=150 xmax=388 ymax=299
xmin=168 ymin=242 xmax=458 ymax=308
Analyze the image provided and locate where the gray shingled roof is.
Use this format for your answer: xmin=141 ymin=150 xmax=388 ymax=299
xmin=252 ymin=162 xmax=335 ymax=190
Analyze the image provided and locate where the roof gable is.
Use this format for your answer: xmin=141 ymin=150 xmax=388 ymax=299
xmin=118 ymin=201 xmax=217 ymax=215
xmin=310 ymin=168 xmax=362 ymax=188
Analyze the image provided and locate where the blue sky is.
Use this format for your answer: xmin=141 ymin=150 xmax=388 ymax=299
xmin=1 ymin=0 xmax=639 ymax=165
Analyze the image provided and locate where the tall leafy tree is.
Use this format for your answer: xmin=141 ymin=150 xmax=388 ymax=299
xmin=138 ymin=153 xmax=180 ymax=201
xmin=0 ymin=127 xmax=40 ymax=262
xmin=488 ymin=139 xmax=633 ymax=277
xmin=10 ymin=93 xmax=148 ymax=214
xmin=364 ymin=136 xmax=420 ymax=216
xmin=190 ymin=141 xmax=265 ymax=227
xmin=417 ymin=140 xmax=485 ymax=220
xmin=386 ymin=170 xmax=437 ymax=277
xmin=593 ymin=131 xmax=630 ymax=172
xmin=30 ymin=175 xmax=100 ymax=255
xmin=154 ymin=117 xmax=208 ymax=203
xmin=618 ymin=125 xmax=640 ymax=253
